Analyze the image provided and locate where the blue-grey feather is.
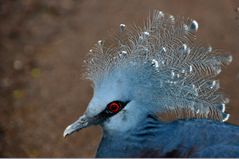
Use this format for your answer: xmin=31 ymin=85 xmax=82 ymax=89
xmin=97 ymin=116 xmax=239 ymax=157
xmin=77 ymin=10 xmax=239 ymax=158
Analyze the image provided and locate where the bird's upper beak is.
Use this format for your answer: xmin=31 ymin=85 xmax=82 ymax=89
xmin=63 ymin=114 xmax=90 ymax=137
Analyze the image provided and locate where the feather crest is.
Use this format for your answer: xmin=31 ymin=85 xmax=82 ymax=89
xmin=83 ymin=10 xmax=232 ymax=122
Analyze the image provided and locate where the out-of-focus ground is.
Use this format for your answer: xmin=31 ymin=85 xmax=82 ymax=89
xmin=0 ymin=0 xmax=239 ymax=157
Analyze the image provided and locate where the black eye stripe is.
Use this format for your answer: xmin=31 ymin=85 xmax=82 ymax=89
xmin=93 ymin=101 xmax=130 ymax=124
xmin=108 ymin=101 xmax=129 ymax=113
xmin=95 ymin=101 xmax=130 ymax=122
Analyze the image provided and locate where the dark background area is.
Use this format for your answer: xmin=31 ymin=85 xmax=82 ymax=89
xmin=0 ymin=0 xmax=239 ymax=157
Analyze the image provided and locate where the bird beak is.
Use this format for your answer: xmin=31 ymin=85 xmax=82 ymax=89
xmin=63 ymin=114 xmax=90 ymax=138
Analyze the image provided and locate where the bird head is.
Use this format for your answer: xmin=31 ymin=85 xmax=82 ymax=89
xmin=64 ymin=62 xmax=159 ymax=137
xmin=64 ymin=10 xmax=232 ymax=137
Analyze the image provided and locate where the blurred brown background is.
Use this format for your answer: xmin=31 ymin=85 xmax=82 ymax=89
xmin=0 ymin=0 xmax=239 ymax=157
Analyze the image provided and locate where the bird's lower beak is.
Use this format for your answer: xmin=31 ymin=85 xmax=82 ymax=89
xmin=63 ymin=114 xmax=90 ymax=137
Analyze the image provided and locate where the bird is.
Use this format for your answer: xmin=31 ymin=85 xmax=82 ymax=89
xmin=63 ymin=10 xmax=239 ymax=157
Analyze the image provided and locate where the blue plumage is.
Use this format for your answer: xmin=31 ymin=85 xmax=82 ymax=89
xmin=63 ymin=10 xmax=239 ymax=157
xmin=97 ymin=116 xmax=239 ymax=157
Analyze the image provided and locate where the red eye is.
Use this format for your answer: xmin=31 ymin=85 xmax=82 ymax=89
xmin=108 ymin=102 xmax=121 ymax=113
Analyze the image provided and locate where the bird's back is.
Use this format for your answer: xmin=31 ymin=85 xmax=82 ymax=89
xmin=96 ymin=115 xmax=239 ymax=158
